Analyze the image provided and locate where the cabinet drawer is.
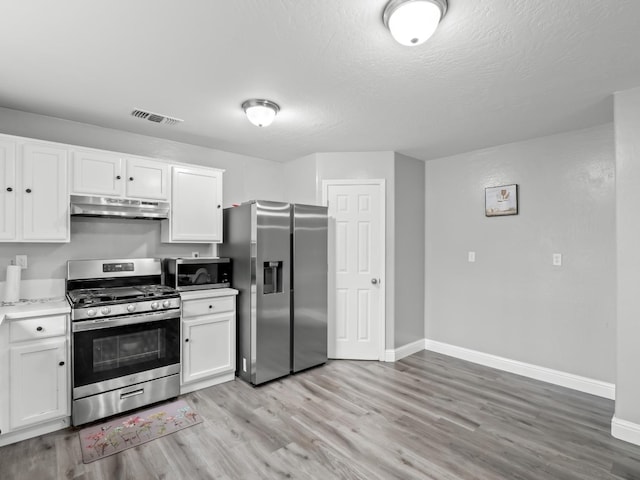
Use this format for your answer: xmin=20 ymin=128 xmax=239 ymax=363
xmin=9 ymin=315 xmax=67 ymax=343
xmin=182 ymin=296 xmax=235 ymax=318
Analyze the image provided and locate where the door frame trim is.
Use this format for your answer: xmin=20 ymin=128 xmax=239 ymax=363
xmin=322 ymin=178 xmax=386 ymax=361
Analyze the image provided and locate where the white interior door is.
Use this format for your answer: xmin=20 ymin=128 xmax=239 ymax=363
xmin=323 ymin=180 xmax=385 ymax=360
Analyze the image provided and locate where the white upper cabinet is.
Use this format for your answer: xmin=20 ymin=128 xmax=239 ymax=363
xmin=72 ymin=150 xmax=169 ymax=201
xmin=0 ymin=133 xmax=226 ymax=244
xmin=0 ymin=137 xmax=69 ymax=243
xmin=162 ymin=165 xmax=223 ymax=243
xmin=125 ymin=157 xmax=169 ymax=200
xmin=71 ymin=150 xmax=123 ymax=197
xmin=0 ymin=139 xmax=17 ymax=240
xmin=21 ymin=143 xmax=69 ymax=242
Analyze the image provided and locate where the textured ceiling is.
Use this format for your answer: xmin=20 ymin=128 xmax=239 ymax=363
xmin=1 ymin=0 xmax=639 ymax=162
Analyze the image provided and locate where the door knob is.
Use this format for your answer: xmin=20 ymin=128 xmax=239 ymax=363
xmin=371 ymin=278 xmax=378 ymax=285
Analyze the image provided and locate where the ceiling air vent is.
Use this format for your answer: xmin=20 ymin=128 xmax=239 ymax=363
xmin=131 ymin=109 xmax=183 ymax=126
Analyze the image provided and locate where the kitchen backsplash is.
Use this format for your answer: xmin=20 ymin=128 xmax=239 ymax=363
xmin=0 ymin=217 xmax=215 ymax=282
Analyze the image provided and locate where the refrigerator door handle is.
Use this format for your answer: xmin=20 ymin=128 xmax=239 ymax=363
xmin=270 ymin=262 xmax=278 ymax=293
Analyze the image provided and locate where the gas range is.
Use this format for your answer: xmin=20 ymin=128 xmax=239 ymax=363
xmin=66 ymin=258 xmax=181 ymax=426
xmin=66 ymin=258 xmax=180 ymax=321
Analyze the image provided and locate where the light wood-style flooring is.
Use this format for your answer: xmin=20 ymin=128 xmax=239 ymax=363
xmin=2 ymin=350 xmax=640 ymax=479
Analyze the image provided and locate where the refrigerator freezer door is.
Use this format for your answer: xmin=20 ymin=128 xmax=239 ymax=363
xmin=292 ymin=204 xmax=328 ymax=372
xmin=253 ymin=201 xmax=292 ymax=384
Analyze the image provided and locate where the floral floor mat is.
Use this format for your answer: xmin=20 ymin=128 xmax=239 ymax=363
xmin=78 ymin=399 xmax=202 ymax=463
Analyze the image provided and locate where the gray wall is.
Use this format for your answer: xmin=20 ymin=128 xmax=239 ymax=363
xmin=425 ymin=124 xmax=616 ymax=382
xmin=615 ymin=86 xmax=640 ymax=423
xmin=394 ymin=154 xmax=425 ymax=348
xmin=283 ymin=154 xmax=318 ymax=204
xmin=0 ymin=108 xmax=285 ymax=281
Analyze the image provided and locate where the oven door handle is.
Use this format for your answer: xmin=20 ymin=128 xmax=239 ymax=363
xmin=72 ymin=310 xmax=179 ymax=332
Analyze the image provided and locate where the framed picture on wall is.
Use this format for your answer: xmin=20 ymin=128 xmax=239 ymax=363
xmin=485 ymin=184 xmax=518 ymax=217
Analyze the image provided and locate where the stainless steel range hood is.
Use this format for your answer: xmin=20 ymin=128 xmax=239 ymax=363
xmin=70 ymin=195 xmax=170 ymax=220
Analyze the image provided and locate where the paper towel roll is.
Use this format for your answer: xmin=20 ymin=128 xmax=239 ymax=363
xmin=4 ymin=265 xmax=21 ymax=303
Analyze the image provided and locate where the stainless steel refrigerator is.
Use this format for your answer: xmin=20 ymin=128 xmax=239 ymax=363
xmin=220 ymin=200 xmax=328 ymax=385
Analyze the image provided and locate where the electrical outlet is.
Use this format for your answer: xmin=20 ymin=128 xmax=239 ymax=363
xmin=15 ymin=255 xmax=27 ymax=269
xmin=553 ymin=253 xmax=562 ymax=266
xmin=468 ymin=251 xmax=476 ymax=263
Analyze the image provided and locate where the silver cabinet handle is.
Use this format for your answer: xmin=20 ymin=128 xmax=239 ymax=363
xmin=371 ymin=278 xmax=378 ymax=284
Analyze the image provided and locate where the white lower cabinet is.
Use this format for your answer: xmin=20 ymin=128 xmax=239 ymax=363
xmin=180 ymin=289 xmax=237 ymax=394
xmin=9 ymin=338 xmax=68 ymax=429
xmin=0 ymin=312 xmax=71 ymax=447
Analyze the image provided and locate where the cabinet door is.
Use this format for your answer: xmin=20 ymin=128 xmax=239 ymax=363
xmin=0 ymin=139 xmax=17 ymax=240
xmin=125 ymin=157 xmax=169 ymax=200
xmin=9 ymin=338 xmax=68 ymax=430
xmin=169 ymin=166 xmax=222 ymax=242
xmin=71 ymin=150 xmax=123 ymax=196
xmin=182 ymin=313 xmax=235 ymax=384
xmin=21 ymin=143 xmax=69 ymax=242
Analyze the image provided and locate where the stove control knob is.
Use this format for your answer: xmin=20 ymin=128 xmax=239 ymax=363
xmin=150 ymin=301 xmax=159 ymax=310
xmin=101 ymin=307 xmax=111 ymax=315
xmin=127 ymin=304 xmax=136 ymax=313
xmin=87 ymin=309 xmax=97 ymax=317
xmin=162 ymin=300 xmax=171 ymax=309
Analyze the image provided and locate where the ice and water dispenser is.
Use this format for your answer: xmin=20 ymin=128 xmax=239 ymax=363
xmin=263 ymin=261 xmax=283 ymax=294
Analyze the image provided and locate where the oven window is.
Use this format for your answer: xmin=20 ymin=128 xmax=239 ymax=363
xmin=93 ymin=330 xmax=166 ymax=372
xmin=73 ymin=317 xmax=180 ymax=388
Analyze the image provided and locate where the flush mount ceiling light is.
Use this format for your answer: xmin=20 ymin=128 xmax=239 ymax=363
xmin=241 ymin=99 xmax=280 ymax=127
xmin=383 ymin=0 xmax=448 ymax=46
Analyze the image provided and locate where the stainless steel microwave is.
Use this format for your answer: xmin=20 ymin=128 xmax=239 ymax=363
xmin=163 ymin=257 xmax=231 ymax=291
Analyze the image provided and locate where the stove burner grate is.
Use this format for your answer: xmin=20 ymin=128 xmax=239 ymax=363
xmin=67 ymin=285 xmax=178 ymax=308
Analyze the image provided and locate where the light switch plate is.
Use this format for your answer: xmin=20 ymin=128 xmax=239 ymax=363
xmin=468 ymin=251 xmax=476 ymax=263
xmin=553 ymin=253 xmax=562 ymax=266
xmin=15 ymin=255 xmax=27 ymax=269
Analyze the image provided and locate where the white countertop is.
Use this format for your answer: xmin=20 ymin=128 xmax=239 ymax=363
xmin=179 ymin=288 xmax=239 ymax=301
xmin=0 ymin=298 xmax=70 ymax=326
xmin=0 ymin=288 xmax=239 ymax=325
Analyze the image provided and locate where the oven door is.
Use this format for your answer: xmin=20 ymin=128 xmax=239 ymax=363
xmin=72 ymin=310 xmax=180 ymax=399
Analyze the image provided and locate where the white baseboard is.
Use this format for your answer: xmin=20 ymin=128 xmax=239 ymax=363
xmin=423 ymin=338 xmax=616 ymax=400
xmin=384 ymin=339 xmax=428 ymax=362
xmin=612 ymin=416 xmax=640 ymax=446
